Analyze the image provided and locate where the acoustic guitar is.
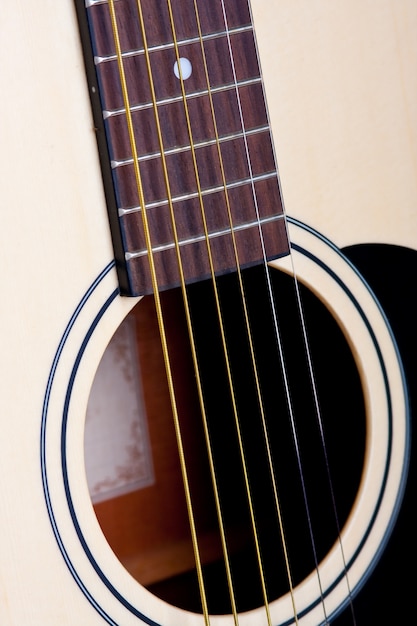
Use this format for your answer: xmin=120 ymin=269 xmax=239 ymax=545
xmin=0 ymin=1 xmax=415 ymax=624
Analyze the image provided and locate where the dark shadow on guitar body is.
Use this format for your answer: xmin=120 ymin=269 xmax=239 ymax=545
xmin=330 ymin=243 xmax=417 ymax=625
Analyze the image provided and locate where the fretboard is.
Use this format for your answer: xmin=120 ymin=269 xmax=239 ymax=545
xmin=80 ymin=0 xmax=289 ymax=296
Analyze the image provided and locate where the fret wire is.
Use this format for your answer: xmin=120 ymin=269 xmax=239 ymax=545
xmin=118 ymin=171 xmax=278 ymax=216
xmin=94 ymin=24 xmax=253 ymax=65
xmin=125 ymin=213 xmax=285 ymax=260
xmin=102 ymin=76 xmax=262 ymax=119
xmin=111 ymin=125 xmax=270 ymax=169
xmin=107 ymin=1 xmax=211 ymax=623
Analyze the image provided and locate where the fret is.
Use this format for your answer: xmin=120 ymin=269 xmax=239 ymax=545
xmin=125 ymin=216 xmax=288 ymax=295
xmin=119 ymin=172 xmax=279 ymax=217
xmin=112 ymin=133 xmax=275 ymax=209
xmin=102 ymin=77 xmax=263 ymax=120
xmin=106 ymin=82 xmax=267 ymax=165
xmin=96 ymin=32 xmax=258 ymax=112
xmin=125 ymin=213 xmax=285 ymax=260
xmin=88 ymin=0 xmax=251 ymax=57
xmin=79 ymin=0 xmax=290 ymax=295
xmin=120 ymin=177 xmax=283 ymax=255
xmin=94 ymin=25 xmax=254 ymax=66
xmin=111 ymin=125 xmax=270 ymax=169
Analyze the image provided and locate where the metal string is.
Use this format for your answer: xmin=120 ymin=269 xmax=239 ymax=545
xmin=289 ymin=259 xmax=357 ymax=625
xmin=107 ymin=2 xmax=211 ymax=623
xmin=106 ymin=0 xmax=356 ymax=624
xmin=241 ymin=1 xmax=357 ymax=621
xmin=218 ymin=0 xmax=336 ymax=621
xmin=218 ymin=4 xmax=360 ymax=622
xmin=163 ymin=0 xmax=274 ymax=621
xmin=189 ymin=1 xmax=301 ymax=623
xmin=132 ymin=0 xmax=248 ymax=622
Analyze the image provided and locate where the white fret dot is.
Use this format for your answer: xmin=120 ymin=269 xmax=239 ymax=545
xmin=173 ymin=57 xmax=192 ymax=80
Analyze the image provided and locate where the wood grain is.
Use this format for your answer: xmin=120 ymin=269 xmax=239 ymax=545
xmin=84 ymin=0 xmax=289 ymax=295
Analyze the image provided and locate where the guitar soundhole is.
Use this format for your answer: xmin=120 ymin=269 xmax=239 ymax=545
xmin=89 ymin=265 xmax=365 ymax=615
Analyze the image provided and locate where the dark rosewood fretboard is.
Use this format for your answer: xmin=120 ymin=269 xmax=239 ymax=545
xmin=80 ymin=0 xmax=289 ymax=296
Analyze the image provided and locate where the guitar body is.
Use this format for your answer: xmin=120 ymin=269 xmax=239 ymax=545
xmin=0 ymin=1 xmax=415 ymax=624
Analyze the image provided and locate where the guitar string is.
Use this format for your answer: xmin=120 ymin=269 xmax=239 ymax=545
xmin=132 ymin=0 xmax=241 ymax=623
xmin=214 ymin=0 xmax=327 ymax=623
xmin=220 ymin=2 xmax=359 ymax=621
xmin=106 ymin=2 xmax=211 ymax=624
xmin=106 ymin=1 xmax=349 ymax=624
xmin=241 ymin=1 xmax=357 ymax=621
xmin=239 ymin=0 xmax=358 ymax=616
xmin=163 ymin=1 xmax=274 ymax=622
xmin=219 ymin=0 xmax=334 ymax=622
xmin=124 ymin=1 xmax=293 ymax=620
xmin=125 ymin=1 xmax=304 ymax=620
xmin=190 ymin=0 xmax=300 ymax=623
xmin=288 ymin=264 xmax=358 ymax=625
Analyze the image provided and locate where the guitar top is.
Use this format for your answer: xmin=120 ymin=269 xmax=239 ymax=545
xmin=0 ymin=1 xmax=416 ymax=624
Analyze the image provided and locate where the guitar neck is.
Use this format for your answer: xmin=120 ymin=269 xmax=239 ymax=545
xmin=79 ymin=0 xmax=289 ymax=295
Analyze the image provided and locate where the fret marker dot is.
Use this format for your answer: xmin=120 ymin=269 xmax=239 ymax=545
xmin=174 ymin=57 xmax=192 ymax=80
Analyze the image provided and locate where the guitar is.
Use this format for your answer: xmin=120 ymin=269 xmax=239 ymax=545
xmin=0 ymin=1 xmax=415 ymax=624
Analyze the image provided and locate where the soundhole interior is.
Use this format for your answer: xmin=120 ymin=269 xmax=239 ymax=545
xmin=88 ymin=265 xmax=365 ymax=615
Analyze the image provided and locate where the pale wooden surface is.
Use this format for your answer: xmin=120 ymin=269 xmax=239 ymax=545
xmin=252 ymin=0 xmax=417 ymax=249
xmin=0 ymin=1 xmax=416 ymax=624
